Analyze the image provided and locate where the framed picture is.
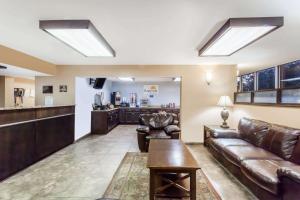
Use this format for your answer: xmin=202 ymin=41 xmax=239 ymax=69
xmin=59 ymin=85 xmax=67 ymax=92
xmin=43 ymin=86 xmax=53 ymax=94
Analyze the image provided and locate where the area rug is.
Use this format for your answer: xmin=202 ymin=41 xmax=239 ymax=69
xmin=102 ymin=152 xmax=221 ymax=200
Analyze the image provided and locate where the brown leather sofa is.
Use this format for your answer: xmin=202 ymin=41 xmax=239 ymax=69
xmin=136 ymin=112 xmax=180 ymax=152
xmin=206 ymin=117 xmax=300 ymax=200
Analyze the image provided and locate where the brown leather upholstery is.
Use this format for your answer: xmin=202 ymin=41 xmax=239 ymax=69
xmin=137 ymin=113 xmax=180 ymax=152
xmin=278 ymin=165 xmax=300 ymax=200
xmin=211 ymin=129 xmax=241 ymax=138
xmin=164 ymin=125 xmax=181 ymax=134
xmin=290 ymin=140 xmax=300 ymax=164
xmin=223 ymin=146 xmax=282 ymax=167
xmin=206 ymin=118 xmax=300 ymax=200
xmin=136 ymin=125 xmax=149 ymax=133
xmin=241 ymin=160 xmax=296 ymax=195
xmin=209 ymin=138 xmax=251 ymax=152
xmin=262 ymin=124 xmax=300 ymax=160
xmin=238 ymin=118 xmax=269 ymax=147
xmin=149 ymin=113 xmax=173 ymax=129
xmin=241 ymin=160 xmax=279 ymax=194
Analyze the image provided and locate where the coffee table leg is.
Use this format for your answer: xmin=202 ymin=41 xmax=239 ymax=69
xmin=150 ymin=169 xmax=155 ymax=200
xmin=190 ymin=171 xmax=196 ymax=200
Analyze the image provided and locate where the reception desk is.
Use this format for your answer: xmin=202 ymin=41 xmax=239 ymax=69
xmin=0 ymin=105 xmax=75 ymax=181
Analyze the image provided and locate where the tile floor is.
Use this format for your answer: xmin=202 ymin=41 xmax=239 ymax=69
xmin=0 ymin=125 xmax=256 ymax=200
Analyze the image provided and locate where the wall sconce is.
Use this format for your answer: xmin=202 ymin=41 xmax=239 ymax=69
xmin=206 ymin=71 xmax=212 ymax=85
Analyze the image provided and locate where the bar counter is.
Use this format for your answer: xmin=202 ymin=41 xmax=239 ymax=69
xmin=0 ymin=105 xmax=75 ymax=181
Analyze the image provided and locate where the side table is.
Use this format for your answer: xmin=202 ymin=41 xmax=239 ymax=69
xmin=203 ymin=125 xmax=236 ymax=146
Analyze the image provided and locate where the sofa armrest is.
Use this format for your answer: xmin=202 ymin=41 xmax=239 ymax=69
xmin=164 ymin=125 xmax=180 ymax=139
xmin=170 ymin=132 xmax=180 ymax=139
xmin=211 ymin=129 xmax=240 ymax=138
xmin=136 ymin=125 xmax=150 ymax=134
xmin=278 ymin=166 xmax=300 ymax=184
xmin=277 ymin=166 xmax=300 ymax=200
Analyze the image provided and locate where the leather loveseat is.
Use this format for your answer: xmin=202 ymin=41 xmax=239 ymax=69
xmin=136 ymin=112 xmax=180 ymax=152
xmin=206 ymin=117 xmax=300 ymax=200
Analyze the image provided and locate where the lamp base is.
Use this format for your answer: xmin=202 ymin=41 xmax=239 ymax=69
xmin=220 ymin=108 xmax=229 ymax=129
xmin=220 ymin=124 xmax=229 ymax=129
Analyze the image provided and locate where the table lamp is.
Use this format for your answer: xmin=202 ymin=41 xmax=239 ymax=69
xmin=217 ymin=96 xmax=233 ymax=128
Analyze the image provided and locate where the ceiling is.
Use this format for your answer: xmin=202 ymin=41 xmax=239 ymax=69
xmin=0 ymin=0 xmax=300 ymax=71
xmin=105 ymin=77 xmax=179 ymax=82
xmin=0 ymin=63 xmax=47 ymax=79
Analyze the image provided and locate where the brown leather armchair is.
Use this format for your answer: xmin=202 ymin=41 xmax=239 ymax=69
xmin=136 ymin=113 xmax=180 ymax=152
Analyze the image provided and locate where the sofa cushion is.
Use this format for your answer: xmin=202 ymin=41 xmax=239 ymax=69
xmin=149 ymin=113 xmax=173 ymax=129
xmin=262 ymin=124 xmax=300 ymax=160
xmin=238 ymin=118 xmax=269 ymax=147
xmin=164 ymin=125 xmax=180 ymax=134
xmin=210 ymin=138 xmax=252 ymax=152
xmin=223 ymin=146 xmax=282 ymax=167
xmin=241 ymin=160 xmax=296 ymax=195
xmin=146 ymin=130 xmax=169 ymax=139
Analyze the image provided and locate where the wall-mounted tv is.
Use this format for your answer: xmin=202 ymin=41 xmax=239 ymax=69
xmin=93 ymin=78 xmax=106 ymax=89
xmin=43 ymin=85 xmax=53 ymax=94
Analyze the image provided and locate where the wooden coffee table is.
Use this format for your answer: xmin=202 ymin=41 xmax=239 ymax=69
xmin=147 ymin=140 xmax=200 ymax=200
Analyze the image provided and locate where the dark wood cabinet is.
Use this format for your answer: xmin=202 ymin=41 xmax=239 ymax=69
xmin=91 ymin=107 xmax=180 ymax=135
xmin=119 ymin=107 xmax=180 ymax=124
xmin=0 ymin=123 xmax=35 ymax=180
xmin=0 ymin=106 xmax=75 ymax=181
xmin=91 ymin=109 xmax=119 ymax=134
xmin=35 ymin=115 xmax=74 ymax=160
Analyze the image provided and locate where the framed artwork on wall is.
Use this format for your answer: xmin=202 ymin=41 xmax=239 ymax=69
xmin=59 ymin=85 xmax=67 ymax=92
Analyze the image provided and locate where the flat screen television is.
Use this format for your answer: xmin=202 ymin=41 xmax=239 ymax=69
xmin=93 ymin=78 xmax=106 ymax=89
xmin=42 ymin=85 xmax=53 ymax=94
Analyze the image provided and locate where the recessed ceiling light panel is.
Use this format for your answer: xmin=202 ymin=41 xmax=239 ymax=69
xmin=39 ymin=20 xmax=115 ymax=57
xmin=199 ymin=17 xmax=284 ymax=56
xmin=118 ymin=77 xmax=134 ymax=82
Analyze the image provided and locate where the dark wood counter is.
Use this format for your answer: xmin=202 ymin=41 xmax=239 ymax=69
xmin=119 ymin=107 xmax=180 ymax=124
xmin=91 ymin=107 xmax=180 ymax=134
xmin=0 ymin=105 xmax=75 ymax=181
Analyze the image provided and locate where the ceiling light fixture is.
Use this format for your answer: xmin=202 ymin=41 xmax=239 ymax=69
xmin=173 ymin=77 xmax=181 ymax=82
xmin=118 ymin=77 xmax=134 ymax=82
xmin=199 ymin=17 xmax=284 ymax=57
xmin=39 ymin=20 xmax=115 ymax=57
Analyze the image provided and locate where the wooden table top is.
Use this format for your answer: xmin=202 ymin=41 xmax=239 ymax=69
xmin=147 ymin=140 xmax=200 ymax=170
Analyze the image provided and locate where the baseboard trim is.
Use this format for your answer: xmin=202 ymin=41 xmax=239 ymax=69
xmin=184 ymin=142 xmax=203 ymax=145
xmin=75 ymin=132 xmax=91 ymax=142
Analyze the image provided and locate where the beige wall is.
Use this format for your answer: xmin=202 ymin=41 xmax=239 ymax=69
xmin=232 ymin=105 xmax=300 ymax=129
xmin=0 ymin=45 xmax=57 ymax=75
xmin=36 ymin=65 xmax=236 ymax=143
xmin=0 ymin=76 xmax=5 ymax=107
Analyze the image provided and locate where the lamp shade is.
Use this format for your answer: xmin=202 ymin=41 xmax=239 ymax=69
xmin=217 ymin=96 xmax=233 ymax=107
